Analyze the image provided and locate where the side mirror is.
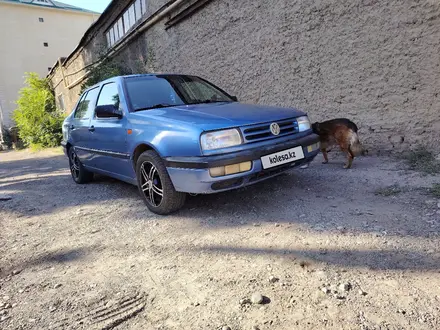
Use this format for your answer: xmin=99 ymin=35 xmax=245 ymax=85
xmin=231 ymin=96 xmax=238 ymax=102
xmin=95 ymin=104 xmax=123 ymax=119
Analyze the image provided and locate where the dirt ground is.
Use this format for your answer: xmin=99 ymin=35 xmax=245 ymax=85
xmin=1 ymin=149 xmax=440 ymax=330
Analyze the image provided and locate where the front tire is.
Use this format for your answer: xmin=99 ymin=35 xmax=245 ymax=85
xmin=136 ymin=150 xmax=186 ymax=215
xmin=68 ymin=147 xmax=93 ymax=184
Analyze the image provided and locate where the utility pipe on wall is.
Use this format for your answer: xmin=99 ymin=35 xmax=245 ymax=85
xmin=58 ymin=58 xmax=68 ymax=88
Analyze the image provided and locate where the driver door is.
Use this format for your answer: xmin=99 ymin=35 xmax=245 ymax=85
xmin=88 ymin=82 xmax=131 ymax=179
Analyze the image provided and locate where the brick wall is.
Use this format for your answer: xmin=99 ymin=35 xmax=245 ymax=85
xmin=51 ymin=0 xmax=440 ymax=153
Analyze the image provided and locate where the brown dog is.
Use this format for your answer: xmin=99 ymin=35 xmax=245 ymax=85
xmin=311 ymin=118 xmax=362 ymax=169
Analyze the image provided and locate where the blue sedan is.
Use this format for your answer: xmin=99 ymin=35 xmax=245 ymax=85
xmin=62 ymin=74 xmax=320 ymax=214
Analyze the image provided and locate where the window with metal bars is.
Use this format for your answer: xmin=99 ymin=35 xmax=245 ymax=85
xmin=105 ymin=0 xmax=148 ymax=48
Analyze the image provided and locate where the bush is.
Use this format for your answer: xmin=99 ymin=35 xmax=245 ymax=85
xmin=13 ymin=73 xmax=65 ymax=149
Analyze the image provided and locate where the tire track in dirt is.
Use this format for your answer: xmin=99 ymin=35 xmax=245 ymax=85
xmin=50 ymin=292 xmax=147 ymax=329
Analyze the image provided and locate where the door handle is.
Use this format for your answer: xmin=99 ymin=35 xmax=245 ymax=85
xmin=70 ymin=124 xmax=75 ymax=130
xmin=88 ymin=126 xmax=95 ymax=132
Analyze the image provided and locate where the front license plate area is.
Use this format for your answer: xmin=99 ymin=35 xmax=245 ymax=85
xmin=260 ymin=146 xmax=304 ymax=169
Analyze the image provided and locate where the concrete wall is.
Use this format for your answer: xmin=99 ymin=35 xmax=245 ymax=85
xmin=0 ymin=1 xmax=98 ymax=127
xmin=51 ymin=0 xmax=440 ymax=153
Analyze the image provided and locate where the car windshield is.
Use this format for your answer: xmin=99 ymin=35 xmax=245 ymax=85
xmin=125 ymin=75 xmax=235 ymax=112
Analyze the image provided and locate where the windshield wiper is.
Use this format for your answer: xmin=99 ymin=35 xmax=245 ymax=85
xmin=190 ymin=100 xmax=229 ymax=104
xmin=134 ymin=104 xmax=172 ymax=112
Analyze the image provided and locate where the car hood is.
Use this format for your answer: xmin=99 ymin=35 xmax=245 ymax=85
xmin=133 ymin=102 xmax=306 ymax=131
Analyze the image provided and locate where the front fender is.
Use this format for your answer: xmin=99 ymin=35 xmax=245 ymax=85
xmin=127 ymin=115 xmax=203 ymax=158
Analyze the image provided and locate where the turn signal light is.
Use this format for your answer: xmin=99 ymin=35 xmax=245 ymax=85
xmin=209 ymin=161 xmax=252 ymax=177
xmin=307 ymin=142 xmax=320 ymax=153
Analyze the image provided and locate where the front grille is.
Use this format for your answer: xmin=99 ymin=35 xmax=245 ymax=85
xmin=241 ymin=118 xmax=299 ymax=143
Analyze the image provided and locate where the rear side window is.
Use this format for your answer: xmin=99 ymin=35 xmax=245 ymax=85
xmin=96 ymin=83 xmax=120 ymax=108
xmin=74 ymin=92 xmax=87 ymax=119
xmin=74 ymin=87 xmax=99 ymax=119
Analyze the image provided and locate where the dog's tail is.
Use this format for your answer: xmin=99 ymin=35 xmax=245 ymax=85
xmin=348 ymin=130 xmax=363 ymax=157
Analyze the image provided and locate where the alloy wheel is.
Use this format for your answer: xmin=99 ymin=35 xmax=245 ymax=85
xmin=140 ymin=161 xmax=163 ymax=207
xmin=70 ymin=149 xmax=80 ymax=179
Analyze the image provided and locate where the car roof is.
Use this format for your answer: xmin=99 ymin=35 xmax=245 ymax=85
xmin=122 ymin=73 xmax=188 ymax=79
xmin=83 ymin=73 xmax=192 ymax=92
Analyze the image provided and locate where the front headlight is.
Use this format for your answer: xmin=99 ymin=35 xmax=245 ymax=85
xmin=200 ymin=128 xmax=242 ymax=151
xmin=297 ymin=116 xmax=311 ymax=132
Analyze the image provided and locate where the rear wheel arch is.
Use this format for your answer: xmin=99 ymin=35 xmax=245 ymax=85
xmin=68 ymin=145 xmax=93 ymax=184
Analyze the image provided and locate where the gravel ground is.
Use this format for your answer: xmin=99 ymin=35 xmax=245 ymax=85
xmin=1 ymin=149 xmax=440 ymax=330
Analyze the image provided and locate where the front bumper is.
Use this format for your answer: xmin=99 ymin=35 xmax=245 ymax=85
xmin=61 ymin=141 xmax=68 ymax=156
xmin=165 ymin=133 xmax=320 ymax=194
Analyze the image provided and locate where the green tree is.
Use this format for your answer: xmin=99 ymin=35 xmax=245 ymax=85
xmin=13 ymin=73 xmax=65 ymax=149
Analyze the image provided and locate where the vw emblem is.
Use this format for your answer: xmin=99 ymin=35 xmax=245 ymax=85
xmin=270 ymin=123 xmax=280 ymax=136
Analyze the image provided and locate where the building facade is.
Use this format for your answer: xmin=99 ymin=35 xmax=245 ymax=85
xmin=48 ymin=0 xmax=440 ymax=153
xmin=0 ymin=0 xmax=99 ymax=132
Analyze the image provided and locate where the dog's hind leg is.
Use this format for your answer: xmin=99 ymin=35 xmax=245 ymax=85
xmin=344 ymin=131 xmax=361 ymax=168
xmin=321 ymin=149 xmax=329 ymax=164
xmin=320 ymin=145 xmax=329 ymax=164
xmin=320 ymin=141 xmax=329 ymax=164
xmin=344 ymin=154 xmax=353 ymax=169
xmin=343 ymin=147 xmax=354 ymax=169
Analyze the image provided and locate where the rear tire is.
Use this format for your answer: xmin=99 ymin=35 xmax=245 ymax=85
xmin=68 ymin=147 xmax=93 ymax=184
xmin=136 ymin=150 xmax=186 ymax=215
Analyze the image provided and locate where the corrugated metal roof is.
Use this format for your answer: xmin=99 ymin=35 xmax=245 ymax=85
xmin=0 ymin=0 xmax=100 ymax=14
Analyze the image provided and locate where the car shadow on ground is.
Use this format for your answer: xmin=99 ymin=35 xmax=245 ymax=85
xmin=0 ymin=154 xmax=67 ymax=179
xmin=179 ymin=170 xmax=438 ymax=238
xmin=0 ymin=247 xmax=93 ymax=277
xmin=2 ymin=153 xmax=439 ymax=274
xmin=1 ymin=154 xmax=438 ymax=240
xmin=0 ymin=155 xmax=139 ymax=217
xmin=186 ymin=245 xmax=440 ymax=272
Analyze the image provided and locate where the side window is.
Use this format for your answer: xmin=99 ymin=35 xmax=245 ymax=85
xmin=74 ymin=92 xmax=88 ymax=119
xmin=96 ymin=83 xmax=120 ymax=116
xmin=74 ymin=88 xmax=99 ymax=120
